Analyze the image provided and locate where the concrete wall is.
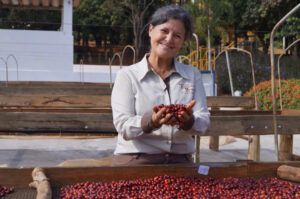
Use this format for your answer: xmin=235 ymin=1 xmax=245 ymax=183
xmin=0 ymin=0 xmax=75 ymax=82
xmin=0 ymin=29 xmax=74 ymax=81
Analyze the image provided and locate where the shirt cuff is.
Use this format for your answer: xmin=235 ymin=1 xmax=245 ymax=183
xmin=180 ymin=114 xmax=195 ymax=131
xmin=141 ymin=111 xmax=159 ymax=134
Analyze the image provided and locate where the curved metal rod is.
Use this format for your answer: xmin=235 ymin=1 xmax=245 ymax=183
xmin=192 ymin=33 xmax=199 ymax=68
xmin=214 ymin=47 xmax=257 ymax=108
xmin=192 ymin=33 xmax=201 ymax=164
xmin=277 ymin=38 xmax=300 ymax=110
xmin=109 ymin=52 xmax=122 ymax=89
xmin=79 ymin=59 xmax=84 ymax=84
xmin=0 ymin=57 xmax=8 ymax=87
xmin=121 ymin=45 xmax=136 ymax=66
xmin=270 ymin=3 xmax=300 ymax=161
xmin=224 ymin=50 xmax=234 ymax=95
xmin=6 ymin=54 xmax=19 ymax=81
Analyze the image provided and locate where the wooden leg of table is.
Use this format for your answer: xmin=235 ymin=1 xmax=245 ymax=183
xmin=279 ymin=134 xmax=293 ymax=161
xmin=248 ymin=135 xmax=260 ymax=161
xmin=194 ymin=135 xmax=200 ymax=163
xmin=209 ymin=136 xmax=219 ymax=151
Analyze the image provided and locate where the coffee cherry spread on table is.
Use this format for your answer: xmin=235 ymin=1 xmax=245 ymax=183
xmin=0 ymin=185 xmax=13 ymax=197
xmin=60 ymin=175 xmax=300 ymax=199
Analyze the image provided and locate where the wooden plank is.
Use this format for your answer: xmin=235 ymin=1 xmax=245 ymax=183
xmin=1 ymin=162 xmax=300 ymax=187
xmin=281 ymin=109 xmax=300 ymax=116
xmin=210 ymin=110 xmax=273 ymax=116
xmin=0 ymin=107 xmax=112 ymax=113
xmin=207 ymin=115 xmax=300 ymax=135
xmin=248 ymin=135 xmax=260 ymax=161
xmin=0 ymin=96 xmax=260 ymax=110
xmin=209 ymin=136 xmax=219 ymax=151
xmin=207 ymin=96 xmax=255 ymax=108
xmin=0 ymin=81 xmax=112 ymax=88
xmin=0 ymin=95 xmax=111 ymax=108
xmin=0 ymin=86 xmax=112 ymax=95
xmin=0 ymin=112 xmax=116 ymax=133
xmin=279 ymin=135 xmax=293 ymax=161
xmin=0 ymin=112 xmax=298 ymax=135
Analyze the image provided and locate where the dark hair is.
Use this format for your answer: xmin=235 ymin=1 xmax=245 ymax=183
xmin=148 ymin=5 xmax=194 ymax=40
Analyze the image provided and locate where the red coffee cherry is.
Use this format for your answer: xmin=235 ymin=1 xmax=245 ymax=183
xmin=60 ymin=175 xmax=300 ymax=199
xmin=0 ymin=185 xmax=13 ymax=197
xmin=155 ymin=104 xmax=187 ymax=124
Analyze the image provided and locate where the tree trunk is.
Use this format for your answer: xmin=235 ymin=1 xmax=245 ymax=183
xmin=128 ymin=0 xmax=154 ymax=61
xmin=257 ymin=33 xmax=269 ymax=53
xmin=234 ymin=25 xmax=238 ymax=48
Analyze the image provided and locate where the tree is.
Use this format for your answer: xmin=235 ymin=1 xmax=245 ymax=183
xmin=192 ymin=0 xmax=236 ymax=47
xmin=103 ymin=0 xmax=158 ymax=60
xmin=0 ymin=8 xmax=60 ymax=30
xmin=241 ymin=0 xmax=300 ymax=53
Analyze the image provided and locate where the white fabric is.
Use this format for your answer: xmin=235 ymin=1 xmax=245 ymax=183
xmin=111 ymin=55 xmax=210 ymax=154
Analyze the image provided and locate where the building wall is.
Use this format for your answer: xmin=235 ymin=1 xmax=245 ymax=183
xmin=0 ymin=29 xmax=74 ymax=81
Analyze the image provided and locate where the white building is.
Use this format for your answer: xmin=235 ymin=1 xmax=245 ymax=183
xmin=0 ymin=0 xmax=81 ymax=82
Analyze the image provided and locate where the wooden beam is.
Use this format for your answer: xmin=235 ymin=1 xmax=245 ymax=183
xmin=279 ymin=135 xmax=293 ymax=161
xmin=0 ymin=111 xmax=298 ymax=135
xmin=0 ymin=112 xmax=116 ymax=133
xmin=247 ymin=135 xmax=260 ymax=161
xmin=210 ymin=110 xmax=273 ymax=116
xmin=207 ymin=115 xmax=300 ymax=135
xmin=1 ymin=162 xmax=300 ymax=187
xmin=0 ymin=81 xmax=112 ymax=88
xmin=42 ymin=0 xmax=50 ymax=7
xmin=51 ymin=0 xmax=59 ymax=7
xmin=21 ymin=0 xmax=30 ymax=6
xmin=0 ymin=95 xmax=259 ymax=111
xmin=1 ymin=0 xmax=10 ymax=5
xmin=11 ymin=0 xmax=19 ymax=5
xmin=207 ymin=96 xmax=255 ymax=108
xmin=32 ymin=0 xmax=40 ymax=6
xmin=0 ymin=94 xmax=111 ymax=108
xmin=73 ymin=0 xmax=80 ymax=7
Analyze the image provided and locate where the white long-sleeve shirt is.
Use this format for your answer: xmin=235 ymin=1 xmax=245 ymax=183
xmin=111 ymin=55 xmax=210 ymax=155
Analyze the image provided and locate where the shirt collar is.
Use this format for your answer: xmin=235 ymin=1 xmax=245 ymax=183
xmin=137 ymin=54 xmax=151 ymax=81
xmin=137 ymin=54 xmax=190 ymax=81
xmin=174 ymin=59 xmax=190 ymax=80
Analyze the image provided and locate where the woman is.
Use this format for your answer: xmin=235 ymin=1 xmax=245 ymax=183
xmin=111 ymin=5 xmax=210 ymax=165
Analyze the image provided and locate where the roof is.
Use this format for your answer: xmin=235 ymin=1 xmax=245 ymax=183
xmin=0 ymin=0 xmax=80 ymax=9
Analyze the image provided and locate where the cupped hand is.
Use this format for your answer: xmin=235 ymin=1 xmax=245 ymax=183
xmin=151 ymin=100 xmax=196 ymax=128
xmin=177 ymin=100 xmax=196 ymax=128
xmin=151 ymin=105 xmax=176 ymax=128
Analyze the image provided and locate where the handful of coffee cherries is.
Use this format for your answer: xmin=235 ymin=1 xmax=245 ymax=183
xmin=155 ymin=104 xmax=187 ymax=123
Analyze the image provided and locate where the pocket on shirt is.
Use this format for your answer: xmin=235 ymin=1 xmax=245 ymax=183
xmin=179 ymin=82 xmax=194 ymax=94
xmin=177 ymin=83 xmax=194 ymax=103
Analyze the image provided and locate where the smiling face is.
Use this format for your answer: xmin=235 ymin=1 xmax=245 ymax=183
xmin=148 ymin=19 xmax=186 ymax=60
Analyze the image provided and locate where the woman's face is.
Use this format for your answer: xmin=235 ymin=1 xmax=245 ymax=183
xmin=148 ymin=19 xmax=185 ymax=60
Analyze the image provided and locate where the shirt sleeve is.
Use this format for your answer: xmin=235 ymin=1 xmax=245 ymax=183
xmin=184 ymin=69 xmax=210 ymax=135
xmin=111 ymin=69 xmax=144 ymax=140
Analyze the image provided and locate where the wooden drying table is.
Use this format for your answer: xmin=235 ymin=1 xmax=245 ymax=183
xmin=1 ymin=162 xmax=300 ymax=198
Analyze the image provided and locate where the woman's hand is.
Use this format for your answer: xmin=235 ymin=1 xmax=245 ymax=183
xmin=177 ymin=100 xmax=196 ymax=130
xmin=151 ymin=100 xmax=196 ymax=129
xmin=151 ymin=106 xmax=177 ymax=128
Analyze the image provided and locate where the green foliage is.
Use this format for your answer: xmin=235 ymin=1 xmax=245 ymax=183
xmin=74 ymin=0 xmax=131 ymax=46
xmin=245 ymin=79 xmax=300 ymax=110
xmin=192 ymin=0 xmax=235 ymax=45
xmin=241 ymin=0 xmax=300 ymax=52
xmin=0 ymin=9 xmax=60 ymax=30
